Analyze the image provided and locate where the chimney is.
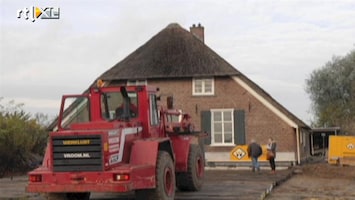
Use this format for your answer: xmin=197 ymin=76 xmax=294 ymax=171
xmin=190 ymin=23 xmax=204 ymax=43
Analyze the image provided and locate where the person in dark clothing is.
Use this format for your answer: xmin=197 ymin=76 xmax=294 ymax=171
xmin=247 ymin=139 xmax=262 ymax=172
xmin=267 ymin=137 xmax=277 ymax=174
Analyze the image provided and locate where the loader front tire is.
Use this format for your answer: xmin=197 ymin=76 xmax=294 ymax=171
xmin=176 ymin=144 xmax=204 ymax=191
xmin=136 ymin=151 xmax=175 ymax=200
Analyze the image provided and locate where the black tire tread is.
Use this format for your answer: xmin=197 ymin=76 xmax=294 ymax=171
xmin=136 ymin=151 xmax=175 ymax=200
xmin=176 ymin=144 xmax=204 ymax=191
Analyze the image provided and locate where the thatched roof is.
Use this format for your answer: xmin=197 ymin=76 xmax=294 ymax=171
xmin=47 ymin=23 xmax=309 ymax=130
xmin=99 ymin=23 xmax=309 ymax=128
xmin=99 ymin=23 xmax=240 ymax=80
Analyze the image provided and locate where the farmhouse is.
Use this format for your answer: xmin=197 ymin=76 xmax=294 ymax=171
xmin=97 ymin=23 xmax=311 ymax=165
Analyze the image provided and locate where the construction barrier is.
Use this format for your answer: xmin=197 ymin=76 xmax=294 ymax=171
xmin=230 ymin=145 xmax=269 ymax=161
xmin=328 ymin=135 xmax=355 ymax=166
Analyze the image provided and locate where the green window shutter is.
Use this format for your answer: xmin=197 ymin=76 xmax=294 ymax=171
xmin=201 ymin=110 xmax=211 ymax=145
xmin=234 ymin=110 xmax=246 ymax=145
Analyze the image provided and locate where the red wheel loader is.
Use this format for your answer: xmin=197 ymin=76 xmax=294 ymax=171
xmin=26 ymin=83 xmax=205 ymax=200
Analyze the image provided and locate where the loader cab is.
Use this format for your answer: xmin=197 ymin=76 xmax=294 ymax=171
xmin=57 ymin=84 xmax=160 ymax=138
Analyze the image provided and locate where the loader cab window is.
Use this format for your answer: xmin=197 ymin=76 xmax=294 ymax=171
xmin=60 ymin=97 xmax=90 ymax=129
xmin=101 ymin=92 xmax=138 ymax=121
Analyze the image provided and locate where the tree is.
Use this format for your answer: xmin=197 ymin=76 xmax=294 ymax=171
xmin=0 ymin=99 xmax=48 ymax=177
xmin=306 ymin=49 xmax=355 ymax=134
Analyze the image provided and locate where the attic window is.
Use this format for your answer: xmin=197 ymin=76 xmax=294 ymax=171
xmin=192 ymin=78 xmax=214 ymax=96
xmin=127 ymin=80 xmax=147 ymax=86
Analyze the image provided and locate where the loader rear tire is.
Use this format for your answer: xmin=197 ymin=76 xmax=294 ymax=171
xmin=136 ymin=151 xmax=175 ymax=200
xmin=176 ymin=144 xmax=204 ymax=191
xmin=45 ymin=192 xmax=90 ymax=200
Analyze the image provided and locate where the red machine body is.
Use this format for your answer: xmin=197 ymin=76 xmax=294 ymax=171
xmin=27 ymin=85 xmax=205 ymax=200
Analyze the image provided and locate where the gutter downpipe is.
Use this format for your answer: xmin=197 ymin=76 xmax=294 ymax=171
xmin=296 ymin=127 xmax=301 ymax=165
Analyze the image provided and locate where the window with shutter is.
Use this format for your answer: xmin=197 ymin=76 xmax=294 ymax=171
xmin=211 ymin=109 xmax=234 ymax=145
xmin=202 ymin=109 xmax=246 ymax=146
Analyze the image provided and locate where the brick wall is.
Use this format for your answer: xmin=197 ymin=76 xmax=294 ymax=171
xmin=149 ymin=76 xmax=297 ymax=154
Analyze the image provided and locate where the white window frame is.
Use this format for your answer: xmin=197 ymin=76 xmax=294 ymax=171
xmin=192 ymin=78 xmax=214 ymax=96
xmin=210 ymin=109 xmax=234 ymax=146
xmin=127 ymin=79 xmax=147 ymax=86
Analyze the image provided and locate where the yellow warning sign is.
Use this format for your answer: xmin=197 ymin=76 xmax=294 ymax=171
xmin=230 ymin=145 xmax=269 ymax=161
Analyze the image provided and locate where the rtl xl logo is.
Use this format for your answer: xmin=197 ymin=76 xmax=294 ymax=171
xmin=17 ymin=6 xmax=60 ymax=22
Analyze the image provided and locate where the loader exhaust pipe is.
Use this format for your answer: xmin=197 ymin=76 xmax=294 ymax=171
xmin=167 ymin=96 xmax=173 ymax=109
xmin=120 ymin=86 xmax=131 ymax=121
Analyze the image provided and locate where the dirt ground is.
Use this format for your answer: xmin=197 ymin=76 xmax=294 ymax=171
xmin=1 ymin=160 xmax=355 ymax=200
xmin=266 ymin=161 xmax=355 ymax=200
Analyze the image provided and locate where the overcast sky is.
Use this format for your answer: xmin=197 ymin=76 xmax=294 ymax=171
xmin=1 ymin=0 xmax=355 ymax=124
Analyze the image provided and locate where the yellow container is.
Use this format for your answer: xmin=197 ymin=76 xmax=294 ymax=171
xmin=328 ymin=135 xmax=355 ymax=165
